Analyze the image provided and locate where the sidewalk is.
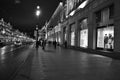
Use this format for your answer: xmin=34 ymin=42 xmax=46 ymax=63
xmin=12 ymin=45 xmax=48 ymax=80
xmin=12 ymin=44 xmax=120 ymax=80
xmin=67 ymin=46 xmax=120 ymax=60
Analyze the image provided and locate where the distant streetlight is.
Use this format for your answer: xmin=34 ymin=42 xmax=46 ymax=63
xmin=37 ymin=6 xmax=40 ymax=9
xmin=36 ymin=10 xmax=40 ymax=17
xmin=36 ymin=6 xmax=41 ymax=17
xmin=2 ymin=29 xmax=5 ymax=34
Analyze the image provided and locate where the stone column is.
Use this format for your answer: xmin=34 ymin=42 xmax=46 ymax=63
xmin=66 ymin=22 xmax=70 ymax=46
xmin=88 ymin=11 xmax=96 ymax=49
xmin=60 ymin=23 xmax=64 ymax=45
xmin=75 ymin=20 xmax=79 ymax=47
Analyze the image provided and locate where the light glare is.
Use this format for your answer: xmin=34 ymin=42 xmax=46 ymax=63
xmin=36 ymin=10 xmax=40 ymax=16
xmin=37 ymin=6 xmax=40 ymax=9
xmin=78 ymin=0 xmax=88 ymax=9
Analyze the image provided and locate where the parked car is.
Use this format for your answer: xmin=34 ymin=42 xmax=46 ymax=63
xmin=14 ymin=40 xmax=22 ymax=46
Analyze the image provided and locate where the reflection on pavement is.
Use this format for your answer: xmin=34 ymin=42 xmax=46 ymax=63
xmin=1 ymin=47 xmax=6 ymax=55
xmin=0 ymin=47 xmax=6 ymax=64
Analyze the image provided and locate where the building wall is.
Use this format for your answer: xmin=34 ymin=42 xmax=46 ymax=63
xmin=91 ymin=0 xmax=114 ymax=51
xmin=89 ymin=0 xmax=114 ymax=50
xmin=114 ymin=0 xmax=120 ymax=52
xmin=61 ymin=0 xmax=120 ymax=52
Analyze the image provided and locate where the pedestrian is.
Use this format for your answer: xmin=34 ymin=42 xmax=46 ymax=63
xmin=36 ymin=41 xmax=39 ymax=48
xmin=42 ymin=40 xmax=46 ymax=50
xmin=64 ymin=41 xmax=67 ymax=48
xmin=53 ymin=40 xmax=56 ymax=49
xmin=38 ymin=39 xmax=41 ymax=46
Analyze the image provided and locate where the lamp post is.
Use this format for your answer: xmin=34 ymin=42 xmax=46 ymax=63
xmin=35 ymin=5 xmax=40 ymax=42
xmin=36 ymin=6 xmax=40 ymax=17
xmin=34 ymin=5 xmax=41 ymax=48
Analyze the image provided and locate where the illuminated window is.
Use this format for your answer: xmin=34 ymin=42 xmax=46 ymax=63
xmin=71 ymin=31 xmax=75 ymax=46
xmin=70 ymin=24 xmax=75 ymax=46
xmin=97 ymin=26 xmax=114 ymax=50
xmin=79 ymin=18 xmax=88 ymax=48
xmin=80 ymin=29 xmax=88 ymax=48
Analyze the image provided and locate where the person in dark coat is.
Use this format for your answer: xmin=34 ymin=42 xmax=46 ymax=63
xmin=42 ymin=40 xmax=46 ymax=50
xmin=64 ymin=41 xmax=67 ymax=48
xmin=36 ymin=41 xmax=39 ymax=48
xmin=53 ymin=40 xmax=57 ymax=49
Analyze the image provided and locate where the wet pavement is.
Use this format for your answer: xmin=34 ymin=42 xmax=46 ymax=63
xmin=0 ymin=45 xmax=33 ymax=80
xmin=12 ymin=44 xmax=120 ymax=80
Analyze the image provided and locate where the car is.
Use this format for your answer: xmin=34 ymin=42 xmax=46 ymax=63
xmin=14 ymin=40 xmax=22 ymax=46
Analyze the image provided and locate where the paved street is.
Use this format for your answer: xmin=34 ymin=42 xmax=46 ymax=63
xmin=0 ymin=45 xmax=33 ymax=80
xmin=1 ymin=43 xmax=120 ymax=80
xmin=11 ymin=43 xmax=120 ymax=80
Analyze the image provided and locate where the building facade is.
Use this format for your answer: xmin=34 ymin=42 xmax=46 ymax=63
xmin=59 ymin=0 xmax=120 ymax=52
xmin=46 ymin=0 xmax=120 ymax=52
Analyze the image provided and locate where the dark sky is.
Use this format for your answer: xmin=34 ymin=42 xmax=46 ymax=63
xmin=0 ymin=0 xmax=63 ymax=37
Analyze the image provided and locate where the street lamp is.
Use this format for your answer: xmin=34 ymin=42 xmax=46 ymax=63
xmin=36 ymin=6 xmax=40 ymax=17
xmin=37 ymin=5 xmax=40 ymax=9
xmin=35 ymin=6 xmax=41 ymax=47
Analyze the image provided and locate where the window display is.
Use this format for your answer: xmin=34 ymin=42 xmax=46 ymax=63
xmin=58 ymin=36 xmax=61 ymax=43
xmin=80 ymin=29 xmax=88 ymax=48
xmin=79 ymin=18 xmax=88 ymax=48
xmin=65 ymin=33 xmax=67 ymax=41
xmin=71 ymin=32 xmax=75 ymax=46
xmin=70 ymin=23 xmax=75 ymax=46
xmin=97 ymin=26 xmax=114 ymax=49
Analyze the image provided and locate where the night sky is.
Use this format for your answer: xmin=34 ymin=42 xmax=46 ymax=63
xmin=0 ymin=0 xmax=63 ymax=37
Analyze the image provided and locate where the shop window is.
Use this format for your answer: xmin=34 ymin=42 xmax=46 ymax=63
xmin=71 ymin=31 xmax=75 ymax=46
xmin=58 ymin=36 xmax=61 ymax=43
xmin=81 ymin=19 xmax=88 ymax=29
xmin=79 ymin=18 xmax=88 ymax=48
xmin=80 ymin=29 xmax=88 ymax=48
xmin=70 ymin=24 xmax=75 ymax=46
xmin=97 ymin=26 xmax=114 ymax=50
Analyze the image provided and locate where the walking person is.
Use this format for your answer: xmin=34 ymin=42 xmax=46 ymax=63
xmin=53 ymin=40 xmax=57 ymax=49
xmin=36 ymin=40 xmax=39 ymax=48
xmin=42 ymin=39 xmax=46 ymax=50
xmin=64 ymin=41 xmax=67 ymax=48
